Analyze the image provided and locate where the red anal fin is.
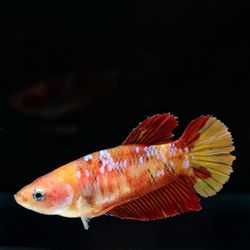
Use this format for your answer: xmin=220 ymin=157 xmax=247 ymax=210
xmin=122 ymin=114 xmax=178 ymax=145
xmin=108 ymin=176 xmax=201 ymax=220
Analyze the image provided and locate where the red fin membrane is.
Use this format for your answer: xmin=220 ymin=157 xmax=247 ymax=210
xmin=192 ymin=166 xmax=212 ymax=180
xmin=122 ymin=114 xmax=178 ymax=145
xmin=175 ymin=116 xmax=209 ymax=149
xmin=108 ymin=176 xmax=201 ymax=220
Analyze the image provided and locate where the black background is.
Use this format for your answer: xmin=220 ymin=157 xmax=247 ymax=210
xmin=0 ymin=1 xmax=249 ymax=249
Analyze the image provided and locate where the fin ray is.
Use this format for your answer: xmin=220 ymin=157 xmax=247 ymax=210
xmin=108 ymin=176 xmax=201 ymax=220
xmin=178 ymin=116 xmax=235 ymax=197
xmin=81 ymin=217 xmax=91 ymax=230
xmin=122 ymin=114 xmax=178 ymax=145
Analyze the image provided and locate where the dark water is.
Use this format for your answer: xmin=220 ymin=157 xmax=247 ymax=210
xmin=1 ymin=193 xmax=250 ymax=249
xmin=1 ymin=1 xmax=250 ymax=249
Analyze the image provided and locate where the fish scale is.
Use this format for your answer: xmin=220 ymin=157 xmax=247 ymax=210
xmin=77 ymin=143 xmax=191 ymax=214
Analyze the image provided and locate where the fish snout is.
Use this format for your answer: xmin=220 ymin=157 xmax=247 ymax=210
xmin=14 ymin=191 xmax=28 ymax=205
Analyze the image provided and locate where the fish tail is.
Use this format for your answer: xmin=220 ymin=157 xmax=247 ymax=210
xmin=177 ymin=116 xmax=235 ymax=197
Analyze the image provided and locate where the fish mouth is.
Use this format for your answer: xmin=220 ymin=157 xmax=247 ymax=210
xmin=14 ymin=192 xmax=25 ymax=206
xmin=14 ymin=191 xmax=30 ymax=208
xmin=14 ymin=192 xmax=39 ymax=213
xmin=14 ymin=193 xmax=21 ymax=204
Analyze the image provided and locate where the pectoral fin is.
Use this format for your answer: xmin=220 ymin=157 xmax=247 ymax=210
xmin=81 ymin=216 xmax=91 ymax=230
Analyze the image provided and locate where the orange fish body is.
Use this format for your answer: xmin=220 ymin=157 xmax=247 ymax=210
xmin=15 ymin=114 xmax=235 ymax=229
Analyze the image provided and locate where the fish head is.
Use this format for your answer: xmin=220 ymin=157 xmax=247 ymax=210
xmin=14 ymin=172 xmax=75 ymax=215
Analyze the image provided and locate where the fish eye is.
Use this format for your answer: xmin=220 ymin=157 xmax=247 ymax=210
xmin=32 ymin=189 xmax=45 ymax=201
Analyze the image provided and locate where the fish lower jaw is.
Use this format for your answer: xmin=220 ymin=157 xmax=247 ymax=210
xmin=17 ymin=202 xmax=53 ymax=216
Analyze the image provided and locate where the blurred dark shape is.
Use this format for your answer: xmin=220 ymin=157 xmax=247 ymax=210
xmin=9 ymin=69 xmax=121 ymax=119
xmin=39 ymin=123 xmax=78 ymax=135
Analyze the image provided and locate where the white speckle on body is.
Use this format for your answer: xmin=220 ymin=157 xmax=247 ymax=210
xmin=66 ymin=184 xmax=72 ymax=192
xmin=169 ymin=144 xmax=177 ymax=157
xmin=169 ymin=160 xmax=174 ymax=168
xmin=110 ymin=157 xmax=115 ymax=165
xmin=139 ymin=156 xmax=144 ymax=164
xmin=182 ymin=159 xmax=189 ymax=168
xmin=155 ymin=149 xmax=161 ymax=160
xmin=99 ymin=150 xmax=110 ymax=160
xmin=135 ymin=146 xmax=140 ymax=153
xmin=101 ymin=159 xmax=108 ymax=167
xmin=156 ymin=169 xmax=165 ymax=177
xmin=144 ymin=146 xmax=153 ymax=158
xmin=85 ymin=169 xmax=90 ymax=177
xmin=83 ymin=154 xmax=93 ymax=162
xmin=100 ymin=165 xmax=105 ymax=174
xmin=76 ymin=171 xmax=81 ymax=179
xmin=99 ymin=149 xmax=117 ymax=172
xmin=184 ymin=147 xmax=189 ymax=153
xmin=148 ymin=146 xmax=155 ymax=157
xmin=123 ymin=159 xmax=128 ymax=167
xmin=108 ymin=164 xmax=113 ymax=172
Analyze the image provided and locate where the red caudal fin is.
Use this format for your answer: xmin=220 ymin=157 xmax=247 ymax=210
xmin=176 ymin=116 xmax=236 ymax=197
xmin=122 ymin=114 xmax=178 ymax=145
xmin=108 ymin=176 xmax=201 ymax=220
xmin=175 ymin=116 xmax=209 ymax=149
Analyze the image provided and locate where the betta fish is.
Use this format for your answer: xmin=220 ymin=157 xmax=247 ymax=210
xmin=14 ymin=114 xmax=235 ymax=229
